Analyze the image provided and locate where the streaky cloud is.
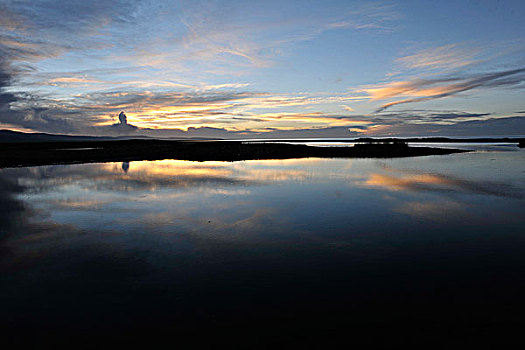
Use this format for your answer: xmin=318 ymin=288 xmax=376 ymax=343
xmin=372 ymin=68 xmax=525 ymax=112
xmin=397 ymin=44 xmax=481 ymax=70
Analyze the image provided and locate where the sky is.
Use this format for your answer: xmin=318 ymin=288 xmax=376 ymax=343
xmin=1 ymin=0 xmax=525 ymax=138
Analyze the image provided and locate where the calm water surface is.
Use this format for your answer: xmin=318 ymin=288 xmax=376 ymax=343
xmin=1 ymin=148 xmax=525 ymax=345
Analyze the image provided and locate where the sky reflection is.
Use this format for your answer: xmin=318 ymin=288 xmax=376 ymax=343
xmin=1 ymin=150 xmax=525 ymax=345
xmin=1 ymin=151 xmax=523 ymax=251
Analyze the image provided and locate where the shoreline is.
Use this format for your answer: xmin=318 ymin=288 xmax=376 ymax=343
xmin=0 ymin=139 xmax=468 ymax=168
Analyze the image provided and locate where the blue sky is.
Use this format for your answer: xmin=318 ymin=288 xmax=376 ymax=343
xmin=1 ymin=0 xmax=524 ymax=137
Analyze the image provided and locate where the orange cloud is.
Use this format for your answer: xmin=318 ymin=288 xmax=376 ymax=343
xmin=361 ymin=68 xmax=525 ymax=112
xmin=48 ymin=77 xmax=102 ymax=84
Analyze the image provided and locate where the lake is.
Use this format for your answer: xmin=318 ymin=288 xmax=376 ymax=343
xmin=1 ymin=147 xmax=525 ymax=347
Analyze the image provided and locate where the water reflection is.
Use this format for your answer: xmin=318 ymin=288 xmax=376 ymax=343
xmin=1 ymin=150 xmax=525 ymax=345
xmin=361 ymin=168 xmax=524 ymax=198
xmin=0 ymin=173 xmax=26 ymax=234
xmin=1 ymin=154 xmax=524 ymax=252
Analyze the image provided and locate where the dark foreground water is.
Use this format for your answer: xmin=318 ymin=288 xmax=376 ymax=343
xmin=1 ymin=148 xmax=525 ymax=347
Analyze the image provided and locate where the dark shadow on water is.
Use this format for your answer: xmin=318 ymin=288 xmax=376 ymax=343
xmin=0 ymin=173 xmax=26 ymax=234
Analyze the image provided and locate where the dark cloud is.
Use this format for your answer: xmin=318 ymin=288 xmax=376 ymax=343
xmin=317 ymin=110 xmax=524 ymax=137
xmin=79 ymin=90 xmax=256 ymax=109
xmin=0 ymin=102 xmax=80 ymax=133
xmin=0 ymin=36 xmax=20 ymax=112
xmin=368 ymin=111 xmax=491 ymax=125
xmin=118 ymin=111 xmax=128 ymax=125
xmin=312 ymin=111 xmax=494 ymax=130
xmin=0 ymin=0 xmax=146 ymax=132
xmin=90 ymin=125 xmax=360 ymax=139
xmin=2 ymin=0 xmax=140 ymax=39
xmin=0 ymin=85 xmax=257 ymax=134
xmin=238 ymin=126 xmax=362 ymax=139
xmin=109 ymin=111 xmax=137 ymax=134
xmin=366 ymin=116 xmax=525 ymax=137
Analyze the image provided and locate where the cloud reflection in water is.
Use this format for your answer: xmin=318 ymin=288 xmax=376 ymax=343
xmin=1 ymin=152 xmax=525 ymax=345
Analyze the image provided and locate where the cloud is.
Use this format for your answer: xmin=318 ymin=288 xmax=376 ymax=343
xmin=0 ymin=0 xmax=146 ymax=133
xmin=385 ymin=115 xmax=525 ymax=136
xmin=0 ymin=53 xmax=81 ymax=134
xmin=203 ymin=83 xmax=251 ymax=90
xmin=347 ymin=113 xmax=525 ymax=137
xmin=329 ymin=2 xmax=401 ymax=31
xmin=118 ymin=111 xmax=127 ymax=125
xmin=2 ymin=0 xmax=139 ymax=38
xmin=356 ymin=40 xmax=525 ymax=113
xmin=109 ymin=111 xmax=137 ymax=134
xmin=0 ymin=0 xmax=403 ymax=136
xmin=47 ymin=77 xmax=103 ymax=86
xmin=173 ymin=0 xmax=401 ymax=69
xmin=362 ymin=68 xmax=525 ymax=112
xmin=0 ymin=93 xmax=80 ymax=134
xmin=397 ymin=44 xmax=481 ymax=70
xmin=1 ymin=86 xmax=260 ymax=134
xmin=367 ymin=111 xmax=492 ymax=125
xmin=311 ymin=109 xmax=524 ymax=137
xmin=0 ymin=1 xmax=521 ymax=138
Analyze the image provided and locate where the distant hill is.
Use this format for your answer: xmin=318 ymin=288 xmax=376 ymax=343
xmin=1 ymin=129 xmax=523 ymax=144
xmin=0 ymin=129 xmax=220 ymax=143
xmin=0 ymin=130 xmax=153 ymax=143
xmin=0 ymin=130 xmax=108 ymax=143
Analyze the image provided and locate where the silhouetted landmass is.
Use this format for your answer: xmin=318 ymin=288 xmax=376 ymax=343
xmin=0 ymin=129 xmax=210 ymax=143
xmin=0 ymin=129 xmax=111 ymax=142
xmin=267 ymin=136 xmax=525 ymax=143
xmin=1 ymin=129 xmax=524 ymax=144
xmin=355 ymin=136 xmax=525 ymax=143
xmin=0 ymin=139 xmax=468 ymax=168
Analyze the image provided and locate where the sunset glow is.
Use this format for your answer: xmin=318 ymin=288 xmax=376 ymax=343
xmin=1 ymin=1 xmax=524 ymax=137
